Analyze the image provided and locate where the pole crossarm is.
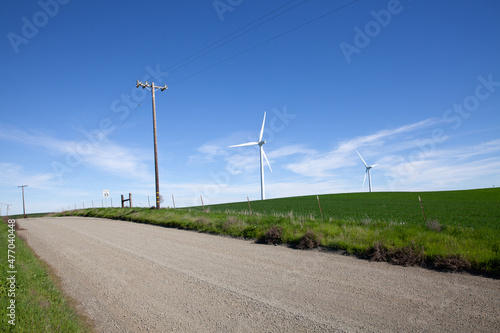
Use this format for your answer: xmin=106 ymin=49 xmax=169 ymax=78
xmin=136 ymin=80 xmax=168 ymax=91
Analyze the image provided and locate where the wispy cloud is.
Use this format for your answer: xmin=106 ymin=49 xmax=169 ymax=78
xmin=336 ymin=118 xmax=438 ymax=152
xmin=267 ymin=144 xmax=317 ymax=159
xmin=0 ymin=123 xmax=150 ymax=181
xmin=382 ymin=139 xmax=500 ymax=190
xmin=285 ymin=119 xmax=440 ymax=178
xmin=188 ymin=142 xmax=228 ymax=164
xmin=0 ymin=163 xmax=55 ymax=188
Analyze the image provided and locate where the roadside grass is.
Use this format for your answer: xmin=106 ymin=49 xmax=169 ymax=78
xmin=58 ymin=188 xmax=500 ymax=277
xmin=0 ymin=220 xmax=92 ymax=332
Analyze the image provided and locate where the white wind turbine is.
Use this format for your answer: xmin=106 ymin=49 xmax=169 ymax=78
xmin=356 ymin=149 xmax=377 ymax=192
xmin=229 ymin=112 xmax=272 ymax=200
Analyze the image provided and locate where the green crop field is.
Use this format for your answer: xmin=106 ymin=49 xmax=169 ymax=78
xmin=192 ymin=188 xmax=500 ymax=229
xmin=61 ymin=188 xmax=500 ymax=276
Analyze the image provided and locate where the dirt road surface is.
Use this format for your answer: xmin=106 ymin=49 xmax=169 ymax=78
xmin=18 ymin=217 xmax=499 ymax=332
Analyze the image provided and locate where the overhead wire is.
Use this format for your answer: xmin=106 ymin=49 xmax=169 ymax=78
xmin=100 ymin=1 xmax=313 ymax=129
xmin=95 ymin=0 xmax=359 ymax=141
xmin=164 ymin=0 xmax=314 ymax=75
xmin=169 ymin=0 xmax=361 ymax=86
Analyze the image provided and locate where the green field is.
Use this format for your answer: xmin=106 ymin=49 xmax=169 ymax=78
xmin=0 ymin=220 xmax=92 ymax=332
xmin=60 ymin=188 xmax=500 ymax=276
xmin=192 ymin=188 xmax=500 ymax=228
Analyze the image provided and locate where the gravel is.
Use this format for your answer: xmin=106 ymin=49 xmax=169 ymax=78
xmin=18 ymin=216 xmax=499 ymax=332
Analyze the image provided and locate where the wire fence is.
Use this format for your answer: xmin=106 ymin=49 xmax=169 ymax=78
xmin=57 ymin=193 xmax=500 ymax=228
xmin=57 ymin=194 xmax=243 ymax=212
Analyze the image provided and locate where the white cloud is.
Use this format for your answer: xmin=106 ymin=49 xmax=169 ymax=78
xmin=267 ymin=144 xmax=317 ymax=159
xmin=188 ymin=142 xmax=229 ymax=164
xmin=285 ymin=119 xmax=440 ymax=178
xmin=336 ymin=118 xmax=438 ymax=153
xmin=0 ymin=163 xmax=55 ymax=188
xmin=382 ymin=139 xmax=500 ymax=190
xmin=0 ymin=123 xmax=150 ymax=181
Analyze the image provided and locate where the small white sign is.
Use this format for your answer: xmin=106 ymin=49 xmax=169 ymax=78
xmin=103 ymin=189 xmax=110 ymax=198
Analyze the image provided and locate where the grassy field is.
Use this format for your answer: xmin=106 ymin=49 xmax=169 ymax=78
xmin=191 ymin=188 xmax=500 ymax=228
xmin=0 ymin=219 xmax=92 ymax=332
xmin=59 ymin=188 xmax=500 ymax=276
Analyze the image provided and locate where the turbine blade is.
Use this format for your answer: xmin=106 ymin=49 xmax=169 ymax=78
xmin=356 ymin=149 xmax=368 ymax=168
xmin=362 ymin=171 xmax=367 ymax=190
xmin=259 ymin=111 xmax=266 ymax=142
xmin=370 ymin=164 xmax=378 ymax=168
xmin=229 ymin=142 xmax=259 ymax=148
xmin=262 ymin=148 xmax=272 ymax=172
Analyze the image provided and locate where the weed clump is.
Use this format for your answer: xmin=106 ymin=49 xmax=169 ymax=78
xmin=196 ymin=217 xmax=210 ymax=226
xmin=432 ymin=255 xmax=471 ymax=272
xmin=370 ymin=241 xmax=424 ymax=267
xmin=264 ymin=225 xmax=283 ymax=245
xmin=426 ymin=219 xmax=442 ymax=232
xmin=222 ymin=216 xmax=241 ymax=233
xmin=361 ymin=217 xmax=372 ymax=225
xmin=297 ymin=231 xmax=321 ymax=249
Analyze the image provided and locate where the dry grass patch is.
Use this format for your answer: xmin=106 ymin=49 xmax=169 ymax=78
xmin=264 ymin=226 xmax=283 ymax=245
xmin=297 ymin=231 xmax=321 ymax=250
xmin=426 ymin=219 xmax=442 ymax=232
xmin=370 ymin=241 xmax=424 ymax=267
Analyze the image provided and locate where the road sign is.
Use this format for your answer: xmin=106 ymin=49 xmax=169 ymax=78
xmin=103 ymin=189 xmax=110 ymax=198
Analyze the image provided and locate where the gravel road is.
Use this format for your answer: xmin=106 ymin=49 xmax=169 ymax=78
xmin=18 ymin=217 xmax=499 ymax=332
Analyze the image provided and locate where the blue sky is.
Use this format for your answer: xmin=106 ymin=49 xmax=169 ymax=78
xmin=1 ymin=0 xmax=499 ymax=215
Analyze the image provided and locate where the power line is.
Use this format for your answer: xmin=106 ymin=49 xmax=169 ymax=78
xmin=169 ymin=0 xmax=361 ymax=86
xmin=165 ymin=0 xmax=314 ymax=75
xmin=96 ymin=2 xmax=311 ymax=134
xmin=71 ymin=0 xmax=356 ymax=155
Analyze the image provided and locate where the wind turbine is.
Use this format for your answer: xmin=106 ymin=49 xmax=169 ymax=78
xmin=356 ymin=149 xmax=377 ymax=192
xmin=229 ymin=112 xmax=272 ymax=200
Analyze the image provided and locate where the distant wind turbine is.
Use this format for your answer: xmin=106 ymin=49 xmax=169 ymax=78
xmin=356 ymin=149 xmax=378 ymax=192
xmin=229 ymin=112 xmax=272 ymax=200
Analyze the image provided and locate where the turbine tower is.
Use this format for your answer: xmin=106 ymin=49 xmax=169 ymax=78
xmin=356 ymin=150 xmax=377 ymax=192
xmin=230 ymin=112 xmax=272 ymax=200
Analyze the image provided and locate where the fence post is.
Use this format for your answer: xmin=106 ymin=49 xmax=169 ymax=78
xmin=200 ymin=195 xmax=204 ymax=211
xmin=317 ymin=195 xmax=324 ymax=220
xmin=418 ymin=196 xmax=427 ymax=223
xmin=121 ymin=195 xmax=124 ymax=208
xmin=247 ymin=196 xmax=252 ymax=214
xmin=129 ymin=193 xmax=132 ymax=207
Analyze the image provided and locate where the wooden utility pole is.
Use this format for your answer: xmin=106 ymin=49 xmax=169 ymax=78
xmin=18 ymin=185 xmax=28 ymax=218
xmin=136 ymin=80 xmax=167 ymax=209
